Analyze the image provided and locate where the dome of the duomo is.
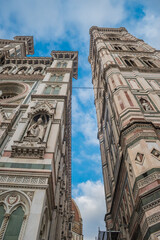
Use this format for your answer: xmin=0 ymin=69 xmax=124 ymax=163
xmin=71 ymin=199 xmax=83 ymax=239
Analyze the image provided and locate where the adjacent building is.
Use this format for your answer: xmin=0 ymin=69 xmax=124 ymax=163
xmin=89 ymin=27 xmax=160 ymax=240
xmin=0 ymin=36 xmax=78 ymax=239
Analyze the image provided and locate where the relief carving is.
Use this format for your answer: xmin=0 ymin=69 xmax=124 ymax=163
xmin=26 ymin=117 xmax=46 ymax=143
xmin=135 ymin=152 xmax=144 ymax=165
xmin=151 ymin=148 xmax=160 ymax=160
xmin=139 ymin=97 xmax=153 ymax=111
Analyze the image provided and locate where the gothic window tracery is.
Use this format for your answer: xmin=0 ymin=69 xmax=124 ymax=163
xmin=3 ymin=206 xmax=24 ymax=240
xmin=113 ymin=45 xmax=122 ymax=50
xmin=141 ymin=58 xmax=157 ymax=68
xmin=0 ymin=191 xmax=30 ymax=240
xmin=127 ymin=46 xmax=136 ymax=51
xmin=124 ymin=58 xmax=137 ymax=67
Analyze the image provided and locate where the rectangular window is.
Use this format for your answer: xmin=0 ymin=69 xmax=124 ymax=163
xmin=50 ymin=75 xmax=57 ymax=81
xmin=62 ymin=62 xmax=67 ymax=68
xmin=57 ymin=62 xmax=61 ymax=68
xmin=52 ymin=86 xmax=60 ymax=94
xmin=44 ymin=86 xmax=52 ymax=94
xmin=58 ymin=75 xmax=63 ymax=81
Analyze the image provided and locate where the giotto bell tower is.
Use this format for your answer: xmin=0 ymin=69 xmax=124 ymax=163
xmin=89 ymin=26 xmax=160 ymax=240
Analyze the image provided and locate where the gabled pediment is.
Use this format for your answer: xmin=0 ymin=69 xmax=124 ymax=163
xmin=29 ymin=100 xmax=57 ymax=117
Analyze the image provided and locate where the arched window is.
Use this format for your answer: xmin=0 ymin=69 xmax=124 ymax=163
xmin=109 ymin=37 xmax=120 ymax=41
xmin=124 ymin=59 xmax=137 ymax=67
xmin=128 ymin=46 xmax=136 ymax=51
xmin=4 ymin=206 xmax=24 ymax=240
xmin=0 ymin=205 xmax=5 ymax=228
xmin=114 ymin=45 xmax=122 ymax=50
xmin=142 ymin=59 xmax=157 ymax=68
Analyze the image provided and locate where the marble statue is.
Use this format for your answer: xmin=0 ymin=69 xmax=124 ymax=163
xmin=27 ymin=118 xmax=45 ymax=142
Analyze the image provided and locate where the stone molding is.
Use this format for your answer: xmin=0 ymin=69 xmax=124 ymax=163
xmin=133 ymin=171 xmax=160 ymax=199
xmin=141 ymin=212 xmax=160 ymax=238
xmin=0 ymin=73 xmax=44 ymax=81
xmin=143 ymin=198 xmax=160 ymax=212
xmin=11 ymin=142 xmax=46 ymax=158
xmin=0 ymin=175 xmax=48 ymax=188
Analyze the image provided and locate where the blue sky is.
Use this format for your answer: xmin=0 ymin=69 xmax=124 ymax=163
xmin=0 ymin=0 xmax=160 ymax=239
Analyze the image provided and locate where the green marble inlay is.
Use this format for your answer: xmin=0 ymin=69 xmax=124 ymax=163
xmin=0 ymin=162 xmax=51 ymax=170
xmin=142 ymin=190 xmax=160 ymax=206
xmin=143 ymin=223 xmax=160 ymax=240
xmin=133 ymin=168 xmax=160 ymax=193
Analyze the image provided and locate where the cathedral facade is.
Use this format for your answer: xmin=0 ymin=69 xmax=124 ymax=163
xmin=89 ymin=27 xmax=160 ymax=240
xmin=0 ymin=36 xmax=78 ymax=239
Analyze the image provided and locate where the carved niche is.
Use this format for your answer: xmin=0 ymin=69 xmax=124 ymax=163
xmin=151 ymin=148 xmax=160 ymax=160
xmin=139 ymin=97 xmax=154 ymax=111
xmin=11 ymin=100 xmax=57 ymax=159
xmin=135 ymin=152 xmax=145 ymax=165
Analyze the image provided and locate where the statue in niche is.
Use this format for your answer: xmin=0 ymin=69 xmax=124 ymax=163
xmin=140 ymin=98 xmax=153 ymax=111
xmin=27 ymin=117 xmax=45 ymax=142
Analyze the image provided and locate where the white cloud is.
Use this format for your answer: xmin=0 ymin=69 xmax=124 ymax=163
xmin=73 ymin=180 xmax=106 ymax=240
xmin=133 ymin=11 xmax=160 ymax=49
xmin=0 ymin=0 xmax=126 ymax=43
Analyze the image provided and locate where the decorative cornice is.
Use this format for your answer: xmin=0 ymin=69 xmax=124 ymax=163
xmin=47 ymin=67 xmax=72 ymax=74
xmin=0 ymin=73 xmax=44 ymax=80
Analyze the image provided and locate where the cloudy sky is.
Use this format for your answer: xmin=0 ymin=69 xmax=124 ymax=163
xmin=0 ymin=0 xmax=160 ymax=239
